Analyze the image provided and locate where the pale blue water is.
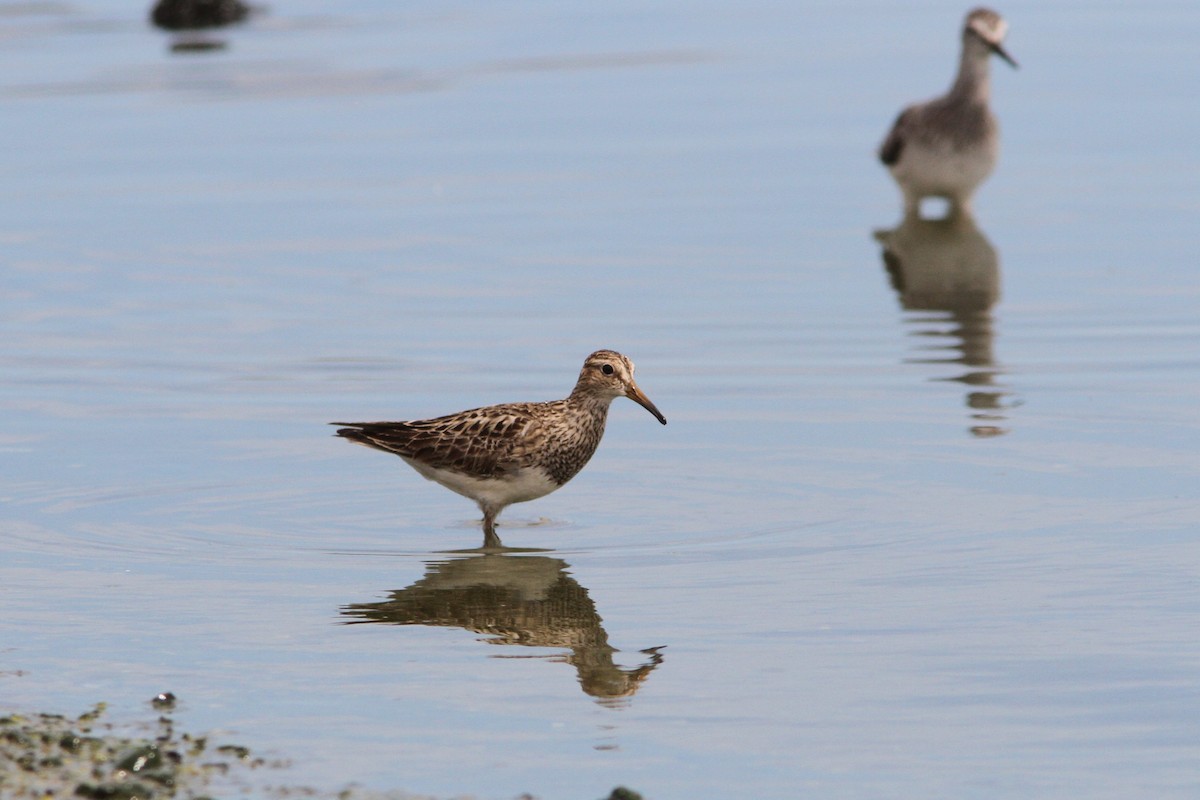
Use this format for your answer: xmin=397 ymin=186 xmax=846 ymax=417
xmin=2 ymin=2 xmax=1198 ymax=798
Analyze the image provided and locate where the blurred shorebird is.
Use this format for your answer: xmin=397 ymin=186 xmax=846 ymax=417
xmin=333 ymin=350 xmax=666 ymax=549
xmin=879 ymin=7 xmax=1017 ymax=217
xmin=150 ymin=0 xmax=249 ymax=30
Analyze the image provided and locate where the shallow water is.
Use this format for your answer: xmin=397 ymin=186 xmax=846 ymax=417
xmin=3 ymin=1 xmax=1198 ymax=798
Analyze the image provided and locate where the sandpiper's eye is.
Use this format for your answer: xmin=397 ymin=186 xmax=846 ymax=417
xmin=601 ymin=363 xmax=615 ymax=376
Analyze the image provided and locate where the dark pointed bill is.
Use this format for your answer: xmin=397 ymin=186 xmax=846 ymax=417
xmin=991 ymin=42 xmax=1018 ymax=68
xmin=626 ymin=384 xmax=667 ymax=425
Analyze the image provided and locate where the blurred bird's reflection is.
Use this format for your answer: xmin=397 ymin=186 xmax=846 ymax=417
xmin=342 ymin=554 xmax=665 ymax=704
xmin=875 ymin=211 xmax=1018 ymax=436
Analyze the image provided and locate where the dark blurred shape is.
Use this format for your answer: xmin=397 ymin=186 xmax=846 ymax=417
xmin=342 ymin=553 xmax=665 ymax=703
xmin=150 ymin=691 xmax=177 ymax=709
xmin=150 ymin=0 xmax=248 ymax=30
xmin=604 ymin=789 xmax=645 ymax=800
xmin=168 ymin=38 xmax=228 ymax=53
xmin=875 ymin=211 xmax=1018 ymax=437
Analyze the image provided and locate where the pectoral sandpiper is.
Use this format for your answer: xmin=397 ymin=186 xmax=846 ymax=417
xmin=333 ymin=350 xmax=666 ymax=549
xmin=879 ymin=7 xmax=1017 ymax=217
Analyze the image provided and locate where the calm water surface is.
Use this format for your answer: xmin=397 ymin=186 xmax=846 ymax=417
xmin=2 ymin=1 xmax=1198 ymax=798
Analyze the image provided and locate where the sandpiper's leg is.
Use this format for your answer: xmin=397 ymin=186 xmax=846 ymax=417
xmin=481 ymin=507 xmax=503 ymax=549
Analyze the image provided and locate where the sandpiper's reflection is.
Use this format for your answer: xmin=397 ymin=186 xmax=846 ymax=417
xmin=342 ymin=554 xmax=664 ymax=704
xmin=875 ymin=211 xmax=1017 ymax=436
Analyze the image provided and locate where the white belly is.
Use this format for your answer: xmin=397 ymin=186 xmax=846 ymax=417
xmin=401 ymin=457 xmax=561 ymax=508
xmin=892 ymin=140 xmax=997 ymax=202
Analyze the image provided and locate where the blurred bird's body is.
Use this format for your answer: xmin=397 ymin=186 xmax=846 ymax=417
xmin=879 ymin=7 xmax=1017 ymax=217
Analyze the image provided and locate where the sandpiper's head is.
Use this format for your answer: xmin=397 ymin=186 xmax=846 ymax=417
xmin=964 ymin=7 xmax=1017 ymax=68
xmin=576 ymin=350 xmax=667 ymax=425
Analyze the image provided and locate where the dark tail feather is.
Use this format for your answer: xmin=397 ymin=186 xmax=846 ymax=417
xmin=331 ymin=424 xmax=372 ymax=444
xmin=330 ymin=422 xmax=415 ymax=457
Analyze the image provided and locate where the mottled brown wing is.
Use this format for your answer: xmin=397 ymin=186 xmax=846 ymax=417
xmin=333 ymin=403 xmax=542 ymax=478
xmin=878 ymin=108 xmax=911 ymax=166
